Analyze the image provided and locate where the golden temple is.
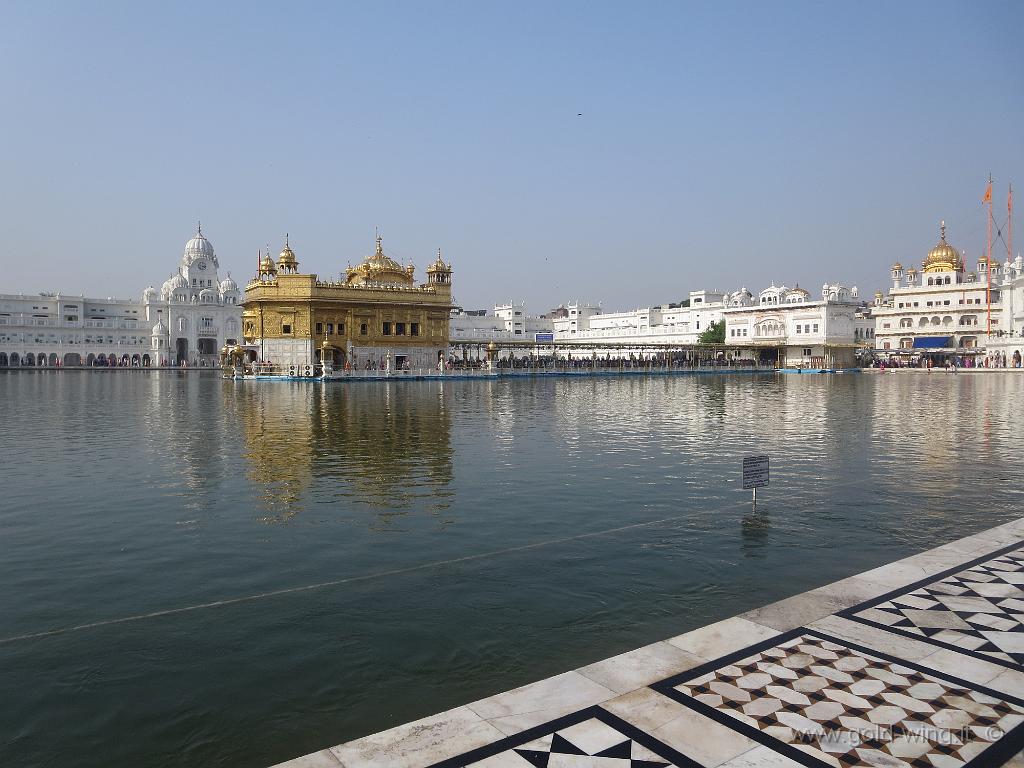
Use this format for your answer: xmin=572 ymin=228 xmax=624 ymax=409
xmin=242 ymin=235 xmax=454 ymax=371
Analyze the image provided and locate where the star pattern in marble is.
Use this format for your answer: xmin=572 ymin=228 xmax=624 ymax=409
xmin=427 ymin=706 xmax=697 ymax=768
xmin=843 ymin=545 xmax=1024 ymax=669
xmin=652 ymin=631 xmax=1024 ymax=768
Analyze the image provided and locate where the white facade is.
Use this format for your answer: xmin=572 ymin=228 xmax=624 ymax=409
xmin=0 ymin=293 xmax=153 ymax=367
xmin=151 ymin=227 xmax=242 ymax=365
xmin=872 ymin=224 xmax=1012 ymax=360
xmin=550 ymin=291 xmax=727 ymax=345
xmin=975 ymin=252 xmax=1024 ymax=366
xmin=449 ymin=301 xmax=553 ymax=342
xmin=0 ymin=227 xmax=241 ymax=368
xmin=723 ymin=283 xmax=860 ymax=368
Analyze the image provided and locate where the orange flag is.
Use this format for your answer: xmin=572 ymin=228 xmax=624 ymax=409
xmin=982 ymin=179 xmax=992 ymax=204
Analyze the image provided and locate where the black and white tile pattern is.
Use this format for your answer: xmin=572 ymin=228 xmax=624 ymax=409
xmin=841 ymin=543 xmax=1024 ymax=670
xmin=426 ymin=706 xmax=699 ymax=768
xmin=650 ymin=629 xmax=1024 ymax=768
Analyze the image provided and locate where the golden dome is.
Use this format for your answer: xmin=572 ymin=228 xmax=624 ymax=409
xmin=344 ymin=235 xmax=415 ymax=287
xmin=891 ymin=261 xmax=903 ymax=271
xmin=277 ymin=234 xmax=298 ymax=270
xmin=922 ymin=221 xmax=962 ymax=273
xmin=259 ymin=251 xmax=277 ymax=274
xmin=427 ymin=247 xmax=451 ymax=273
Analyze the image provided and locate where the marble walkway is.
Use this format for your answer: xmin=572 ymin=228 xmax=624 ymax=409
xmin=272 ymin=519 xmax=1024 ymax=768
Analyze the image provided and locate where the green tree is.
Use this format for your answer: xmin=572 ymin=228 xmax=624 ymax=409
xmin=698 ymin=320 xmax=725 ymax=344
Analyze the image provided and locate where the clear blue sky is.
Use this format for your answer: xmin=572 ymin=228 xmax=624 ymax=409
xmin=1 ymin=0 xmax=1021 ymax=311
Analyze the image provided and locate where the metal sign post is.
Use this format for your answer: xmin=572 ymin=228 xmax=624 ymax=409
xmin=742 ymin=455 xmax=769 ymax=508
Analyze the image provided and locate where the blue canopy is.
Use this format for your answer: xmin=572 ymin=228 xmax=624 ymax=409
xmin=912 ymin=336 xmax=952 ymax=349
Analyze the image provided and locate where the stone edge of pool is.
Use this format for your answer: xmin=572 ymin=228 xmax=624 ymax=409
xmin=270 ymin=517 xmax=1024 ymax=768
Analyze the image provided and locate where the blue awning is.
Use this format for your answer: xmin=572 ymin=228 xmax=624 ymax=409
xmin=912 ymin=336 xmax=952 ymax=349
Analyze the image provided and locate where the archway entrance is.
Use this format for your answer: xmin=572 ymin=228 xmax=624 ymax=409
xmin=175 ymin=338 xmax=189 ymax=365
xmin=142 ymin=354 xmax=151 ymax=367
xmin=64 ymin=353 xmax=81 ymax=366
xmin=0 ymin=353 xmax=7 ymax=366
xmin=197 ymin=338 xmax=217 ymax=356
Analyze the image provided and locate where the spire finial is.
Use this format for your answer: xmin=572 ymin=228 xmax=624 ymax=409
xmin=285 ymin=232 xmax=289 ymax=247
xmin=940 ymin=220 xmax=946 ymax=241
xmin=376 ymin=230 xmax=383 ymax=254
xmin=197 ymin=220 xmax=202 ymax=235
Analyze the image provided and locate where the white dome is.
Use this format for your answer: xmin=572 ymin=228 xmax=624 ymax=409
xmin=183 ymin=226 xmax=218 ymax=266
xmin=167 ymin=273 xmax=187 ymax=290
xmin=152 ymin=320 xmax=167 ymax=335
xmin=219 ymin=274 xmax=238 ymax=292
xmin=142 ymin=285 xmax=158 ymax=301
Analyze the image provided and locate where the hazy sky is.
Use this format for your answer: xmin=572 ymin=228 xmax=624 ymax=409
xmin=1 ymin=1 xmax=1021 ymax=312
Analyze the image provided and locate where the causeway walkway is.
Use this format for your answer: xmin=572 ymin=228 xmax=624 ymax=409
xmin=273 ymin=519 xmax=1024 ymax=768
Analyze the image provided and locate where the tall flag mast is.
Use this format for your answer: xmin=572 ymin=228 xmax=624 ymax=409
xmin=984 ymin=174 xmax=993 ymax=334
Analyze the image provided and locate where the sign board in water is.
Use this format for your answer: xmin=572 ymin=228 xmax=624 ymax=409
xmin=742 ymin=455 xmax=769 ymax=490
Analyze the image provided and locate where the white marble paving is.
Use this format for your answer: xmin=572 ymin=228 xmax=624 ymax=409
xmin=329 ymin=706 xmax=505 ymax=768
xmin=576 ymin=641 xmax=704 ymax=694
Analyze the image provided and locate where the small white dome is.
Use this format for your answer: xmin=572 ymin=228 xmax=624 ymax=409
xmin=167 ymin=273 xmax=187 ymax=290
xmin=142 ymin=285 xmax=158 ymax=301
xmin=183 ymin=225 xmax=217 ymax=266
xmin=152 ymin=320 xmax=167 ymax=335
xmin=219 ymin=273 xmax=238 ymax=292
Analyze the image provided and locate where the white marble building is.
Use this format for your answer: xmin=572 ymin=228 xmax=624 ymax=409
xmin=872 ymin=223 xmax=1009 ymax=362
xmin=549 ymin=290 xmax=728 ymax=346
xmin=0 ymin=226 xmax=241 ymax=367
xmin=0 ymin=293 xmax=152 ymax=367
xmin=722 ymin=282 xmax=860 ymax=368
xmin=986 ymin=252 xmax=1024 ymax=366
xmin=149 ymin=226 xmax=242 ymax=365
xmin=450 ymin=301 xmax=553 ymax=342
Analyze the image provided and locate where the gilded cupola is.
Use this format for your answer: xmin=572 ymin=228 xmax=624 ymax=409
xmin=425 ymin=248 xmax=453 ymax=286
xmin=344 ymin=235 xmax=416 ymax=287
xmin=277 ymin=234 xmax=299 ymax=273
xmin=258 ymin=249 xmax=277 ymax=279
xmin=922 ymin=221 xmax=963 ymax=273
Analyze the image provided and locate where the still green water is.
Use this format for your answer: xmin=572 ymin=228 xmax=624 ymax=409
xmin=0 ymin=371 xmax=1021 ymax=767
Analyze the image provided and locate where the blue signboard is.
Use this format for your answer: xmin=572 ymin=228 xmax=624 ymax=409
xmin=535 ymin=333 xmax=554 ymax=343
xmin=912 ymin=337 xmax=952 ymax=349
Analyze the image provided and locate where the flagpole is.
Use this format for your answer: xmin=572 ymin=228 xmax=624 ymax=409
xmin=986 ymin=174 xmax=993 ymax=336
xmin=1009 ymin=183 xmax=1014 ymax=266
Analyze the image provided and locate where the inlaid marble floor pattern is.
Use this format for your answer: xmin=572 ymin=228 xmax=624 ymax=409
xmin=840 ymin=544 xmax=1024 ymax=670
xmin=429 ymin=707 xmax=699 ymax=768
xmin=651 ymin=629 xmax=1024 ymax=768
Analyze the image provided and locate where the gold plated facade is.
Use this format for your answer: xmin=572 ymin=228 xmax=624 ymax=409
xmin=242 ymin=236 xmax=454 ymax=368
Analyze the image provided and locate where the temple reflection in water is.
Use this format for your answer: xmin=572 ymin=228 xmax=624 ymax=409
xmin=232 ymin=381 xmax=454 ymax=523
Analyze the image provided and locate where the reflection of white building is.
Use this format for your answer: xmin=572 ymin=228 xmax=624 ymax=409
xmin=150 ymin=226 xmax=242 ymax=365
xmin=722 ymin=282 xmax=859 ymax=368
xmin=0 ymin=226 xmax=241 ymax=367
xmin=872 ymin=223 xmax=1013 ymax=362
